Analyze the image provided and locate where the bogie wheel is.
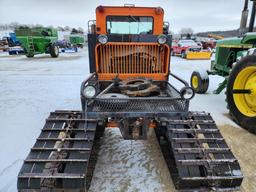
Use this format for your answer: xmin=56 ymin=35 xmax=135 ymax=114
xmin=226 ymin=55 xmax=256 ymax=133
xmin=50 ymin=44 xmax=59 ymax=58
xmin=190 ymin=71 xmax=209 ymax=94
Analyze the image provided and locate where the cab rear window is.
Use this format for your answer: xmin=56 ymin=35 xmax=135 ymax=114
xmin=106 ymin=16 xmax=153 ymax=35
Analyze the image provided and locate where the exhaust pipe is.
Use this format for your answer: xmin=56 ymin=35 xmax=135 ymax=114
xmin=239 ymin=0 xmax=249 ymax=35
xmin=248 ymin=1 xmax=256 ymax=32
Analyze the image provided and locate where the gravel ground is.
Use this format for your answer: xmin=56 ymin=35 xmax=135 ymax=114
xmin=0 ymin=49 xmax=255 ymax=192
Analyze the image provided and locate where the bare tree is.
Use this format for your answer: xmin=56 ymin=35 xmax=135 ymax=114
xmin=77 ymin=27 xmax=84 ymax=33
xmin=9 ymin=22 xmax=20 ymax=29
xmin=179 ymin=28 xmax=194 ymax=35
xmin=64 ymin=26 xmax=71 ymax=31
xmin=46 ymin=25 xmax=54 ymax=29
xmin=35 ymin=24 xmax=43 ymax=28
xmin=57 ymin=26 xmax=64 ymax=31
xmin=71 ymin=28 xmax=78 ymax=34
xmin=169 ymin=30 xmax=175 ymax=35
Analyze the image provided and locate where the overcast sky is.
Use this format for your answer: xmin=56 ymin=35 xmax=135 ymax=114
xmin=0 ymin=0 xmax=252 ymax=33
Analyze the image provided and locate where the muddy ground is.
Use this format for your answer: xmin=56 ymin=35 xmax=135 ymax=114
xmin=219 ymin=125 xmax=256 ymax=192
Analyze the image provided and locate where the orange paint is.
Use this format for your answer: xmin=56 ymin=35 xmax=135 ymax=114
xmin=106 ymin=121 xmax=118 ymax=128
xmin=149 ymin=122 xmax=157 ymax=129
xmin=95 ymin=42 xmax=170 ymax=81
xmin=95 ymin=6 xmax=164 ymax=35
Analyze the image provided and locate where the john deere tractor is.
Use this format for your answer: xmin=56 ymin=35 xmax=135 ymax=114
xmin=17 ymin=5 xmax=243 ymax=191
xmin=191 ymin=0 xmax=256 ymax=133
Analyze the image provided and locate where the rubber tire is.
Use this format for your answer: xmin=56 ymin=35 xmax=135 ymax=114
xmin=26 ymin=54 xmax=34 ymax=58
xmin=226 ymin=55 xmax=256 ymax=134
xmin=50 ymin=44 xmax=59 ymax=58
xmin=190 ymin=71 xmax=209 ymax=94
xmin=181 ymin=51 xmax=186 ymax=59
xmin=24 ymin=48 xmax=34 ymax=58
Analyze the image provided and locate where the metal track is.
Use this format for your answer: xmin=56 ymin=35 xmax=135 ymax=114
xmin=17 ymin=110 xmax=104 ymax=191
xmin=156 ymin=112 xmax=243 ymax=191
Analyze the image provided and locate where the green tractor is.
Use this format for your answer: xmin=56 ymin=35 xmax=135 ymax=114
xmin=191 ymin=0 xmax=256 ymax=133
xmin=15 ymin=27 xmax=59 ymax=58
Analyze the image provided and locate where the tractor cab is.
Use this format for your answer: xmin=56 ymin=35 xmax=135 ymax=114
xmin=87 ymin=5 xmax=171 ymax=81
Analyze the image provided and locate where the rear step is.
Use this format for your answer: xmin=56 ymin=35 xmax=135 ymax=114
xmin=18 ymin=173 xmax=85 ymax=179
xmin=156 ymin=112 xmax=243 ymax=191
xmin=17 ymin=110 xmax=104 ymax=191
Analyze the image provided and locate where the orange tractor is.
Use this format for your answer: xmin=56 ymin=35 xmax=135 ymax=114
xmin=18 ymin=5 xmax=243 ymax=191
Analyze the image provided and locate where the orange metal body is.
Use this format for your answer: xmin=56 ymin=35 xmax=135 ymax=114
xmin=106 ymin=121 xmax=118 ymax=128
xmin=94 ymin=6 xmax=170 ymax=81
xmin=95 ymin=42 xmax=170 ymax=81
xmin=95 ymin=6 xmax=164 ymax=35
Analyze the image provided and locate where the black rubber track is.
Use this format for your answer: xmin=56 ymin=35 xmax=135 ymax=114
xmin=155 ymin=112 xmax=243 ymax=191
xmin=17 ymin=110 xmax=104 ymax=191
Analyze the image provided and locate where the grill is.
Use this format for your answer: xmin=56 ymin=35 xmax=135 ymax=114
xmin=91 ymin=98 xmax=188 ymax=113
xmin=95 ymin=42 xmax=170 ymax=80
xmin=89 ymin=84 xmax=188 ymax=113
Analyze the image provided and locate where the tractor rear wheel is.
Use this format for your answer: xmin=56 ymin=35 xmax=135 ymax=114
xmin=190 ymin=71 xmax=209 ymax=94
xmin=50 ymin=44 xmax=59 ymax=58
xmin=226 ymin=55 xmax=256 ymax=133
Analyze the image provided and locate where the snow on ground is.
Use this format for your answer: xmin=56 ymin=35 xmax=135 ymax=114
xmin=0 ymin=50 xmax=89 ymax=192
xmin=171 ymin=57 xmax=238 ymax=127
xmin=0 ymin=49 xmax=253 ymax=192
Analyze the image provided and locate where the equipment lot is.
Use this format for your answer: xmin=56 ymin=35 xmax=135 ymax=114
xmin=0 ymin=49 xmax=255 ymax=192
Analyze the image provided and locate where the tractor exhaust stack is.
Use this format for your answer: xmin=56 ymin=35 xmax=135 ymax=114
xmin=248 ymin=1 xmax=256 ymax=32
xmin=239 ymin=0 xmax=249 ymax=35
